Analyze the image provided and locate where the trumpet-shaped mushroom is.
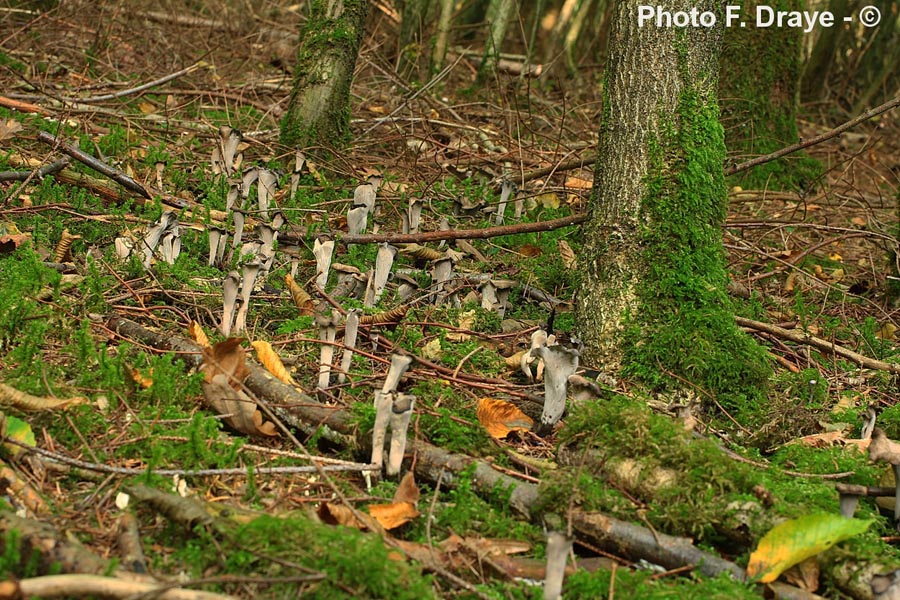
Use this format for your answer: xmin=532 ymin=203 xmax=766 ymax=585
xmin=521 ymin=329 xmax=550 ymax=382
xmin=382 ymin=354 xmax=413 ymax=394
xmin=159 ymin=226 xmax=181 ymax=265
xmin=338 ymin=309 xmax=361 ymax=384
xmin=316 ymin=308 xmax=341 ymax=390
xmin=533 ymin=344 xmax=580 ymax=436
xmin=233 ymin=259 xmax=261 ymax=335
xmin=270 ymin=210 xmax=286 ymax=231
xmin=226 ymin=184 xmax=240 ymax=212
xmin=221 ymin=126 xmax=242 ymax=176
xmin=353 ymin=181 xmax=377 ymax=213
xmin=231 ymin=208 xmax=246 ymax=249
xmin=290 ymin=149 xmax=306 ymax=199
xmin=331 ymin=263 xmax=366 ymax=298
xmin=495 ymin=179 xmax=515 ymax=226
xmin=481 ymin=279 xmax=516 ymax=318
xmin=140 ymin=211 xmax=177 ymax=268
xmin=430 ymin=256 xmax=454 ymax=306
xmin=257 ymin=223 xmax=277 ymax=260
xmin=257 ymin=168 xmax=278 ymax=221
xmin=387 ymin=393 xmax=416 ymax=476
xmin=365 ymin=243 xmax=397 ymax=307
xmin=208 ymin=226 xmax=226 ymax=267
xmin=240 ymin=167 xmax=259 ymax=203
xmin=313 ymin=236 xmax=335 ymax=289
xmin=114 ymin=236 xmax=134 ymax=260
xmin=220 ymin=271 xmax=240 ymax=336
xmin=371 ymin=391 xmax=393 ymax=469
xmin=347 ymin=205 xmax=368 ymax=236
xmin=869 ymin=428 xmax=900 ymax=530
xmin=404 ymin=198 xmax=423 ymax=234
xmin=394 ymin=273 xmax=419 ymax=301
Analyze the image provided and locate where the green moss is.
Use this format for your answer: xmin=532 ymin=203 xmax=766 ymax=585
xmin=564 ymin=568 xmax=759 ymax=599
xmin=624 ymin=78 xmax=770 ymax=411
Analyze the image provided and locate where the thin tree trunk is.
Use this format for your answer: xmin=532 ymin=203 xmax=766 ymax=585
xmin=280 ymin=0 xmax=368 ymax=149
xmin=576 ymin=0 xmax=769 ymax=405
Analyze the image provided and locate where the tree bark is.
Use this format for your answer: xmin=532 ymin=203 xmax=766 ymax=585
xmin=576 ymin=0 xmax=769 ymax=405
xmin=280 ymin=0 xmax=369 ymax=149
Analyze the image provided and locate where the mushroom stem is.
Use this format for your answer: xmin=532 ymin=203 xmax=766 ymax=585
xmin=495 ymin=179 xmax=514 ymax=226
xmin=233 ymin=260 xmax=261 ymax=335
xmin=387 ymin=393 xmax=416 ymax=476
xmin=371 ymin=391 xmax=393 ymax=469
xmin=338 ymin=309 xmax=361 ymax=384
xmin=220 ymin=271 xmax=240 ymax=336
xmin=543 ymin=531 xmax=572 ymax=600
xmin=365 ymin=243 xmax=397 ymax=307
xmin=316 ymin=309 xmax=340 ymax=390
xmin=534 ymin=344 xmax=580 ymax=436
xmin=382 ymin=354 xmax=413 ymax=394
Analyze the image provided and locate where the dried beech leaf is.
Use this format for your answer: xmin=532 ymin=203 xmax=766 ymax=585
xmin=251 ymin=340 xmax=294 ymax=386
xmin=563 ymin=176 xmax=593 ymax=190
xmin=318 ymin=502 xmax=379 ymax=531
xmin=558 ymin=239 xmax=577 ymax=269
xmin=477 ymin=398 xmax=533 ymax=439
xmin=285 ymin=274 xmax=315 ymax=316
xmin=188 ymin=321 xmax=210 ymax=348
xmin=393 ymin=471 xmax=419 ymax=505
xmin=0 ymin=382 xmax=85 ymax=411
xmin=201 ymin=373 xmax=277 ymax=437
xmin=368 ymin=501 xmax=420 ymax=530
xmin=0 ymin=119 xmax=23 ymax=142
xmin=201 ymin=338 xmax=249 ymax=390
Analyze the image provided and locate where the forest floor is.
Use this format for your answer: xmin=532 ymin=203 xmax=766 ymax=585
xmin=1 ymin=1 xmax=900 ymax=599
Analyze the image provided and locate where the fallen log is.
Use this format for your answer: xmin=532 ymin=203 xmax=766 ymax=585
xmin=101 ymin=314 xmax=827 ymax=599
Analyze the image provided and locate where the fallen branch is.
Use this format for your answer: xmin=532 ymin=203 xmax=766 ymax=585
xmin=726 ymin=94 xmax=900 ymax=176
xmin=104 ymin=314 xmax=821 ymax=599
xmin=0 ymin=158 xmax=69 ymax=182
xmin=37 ymin=131 xmax=152 ymax=199
xmin=736 ymin=316 xmax=900 ymax=373
xmin=0 ymin=574 xmax=238 ymax=600
xmin=339 ymin=213 xmax=588 ymax=244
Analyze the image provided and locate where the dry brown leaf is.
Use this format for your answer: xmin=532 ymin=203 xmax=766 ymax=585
xmin=251 ymin=340 xmax=294 ymax=386
xmin=188 ymin=321 xmax=210 ymax=348
xmin=783 ymin=557 xmax=820 ymax=592
xmin=504 ymin=349 xmax=529 ymax=369
xmin=393 ymin=471 xmax=419 ymax=505
xmin=558 ymin=239 xmax=577 ymax=269
xmin=0 ymin=119 xmax=23 ymax=142
xmin=517 ymin=244 xmax=542 ymax=257
xmin=0 ymin=222 xmax=29 ymax=253
xmin=446 ymin=310 xmax=475 ymax=342
xmin=285 ymin=274 xmax=314 ymax=316
xmin=201 ymin=374 xmax=277 ymax=437
xmin=851 ymin=216 xmax=867 ymax=226
xmin=201 ymin=338 xmax=249 ymax=389
xmin=477 ymin=398 xmax=533 ymax=439
xmin=318 ymin=502 xmax=380 ymax=531
xmin=200 ymin=339 xmax=276 ymax=437
xmin=367 ymin=501 xmax=420 ymax=530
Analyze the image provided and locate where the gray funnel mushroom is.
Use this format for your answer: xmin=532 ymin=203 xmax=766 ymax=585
xmin=220 ymin=271 xmax=240 ymax=336
xmin=290 ymin=149 xmax=306 ymax=199
xmin=387 ymin=393 xmax=416 ymax=476
xmin=365 ymin=243 xmax=397 ymax=307
xmin=313 ymin=236 xmax=335 ymax=290
xmin=869 ymin=428 xmax=900 ymax=530
xmin=338 ymin=309 xmax=361 ymax=384
xmin=208 ymin=226 xmax=226 ymax=267
xmin=495 ymin=179 xmax=515 ymax=226
xmin=233 ymin=259 xmax=261 ymax=335
xmin=140 ymin=211 xmax=177 ymax=269
xmin=534 ymin=344 xmax=580 ymax=436
xmin=347 ymin=205 xmax=368 ymax=237
xmin=257 ymin=168 xmax=278 ymax=221
xmin=372 ymin=354 xmax=414 ymax=469
xmin=316 ymin=309 xmax=341 ymax=390
xmin=231 ymin=208 xmax=246 ymax=249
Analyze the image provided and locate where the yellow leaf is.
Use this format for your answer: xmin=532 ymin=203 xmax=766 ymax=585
xmin=251 ymin=340 xmax=294 ymax=386
xmin=535 ymin=192 xmax=560 ymax=209
xmin=828 ymin=253 xmax=842 ymax=262
xmin=477 ymin=398 xmax=533 ymax=439
xmin=188 ymin=321 xmax=210 ymax=348
xmin=746 ymin=514 xmax=872 ymax=583
xmin=421 ymin=338 xmax=442 ymax=361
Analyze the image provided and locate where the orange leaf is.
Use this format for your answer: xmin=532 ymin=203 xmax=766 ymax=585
xmin=125 ymin=365 xmax=154 ymax=389
xmin=251 ymin=340 xmax=294 ymax=386
xmin=188 ymin=321 xmax=210 ymax=348
xmin=477 ymin=398 xmax=533 ymax=439
xmin=367 ymin=501 xmax=420 ymax=530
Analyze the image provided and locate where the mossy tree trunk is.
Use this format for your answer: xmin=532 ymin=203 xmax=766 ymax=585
xmin=576 ymin=0 xmax=770 ymax=408
xmin=279 ymin=0 xmax=368 ymax=149
xmin=719 ymin=0 xmax=811 ymax=189
xmin=478 ymin=0 xmax=517 ymax=81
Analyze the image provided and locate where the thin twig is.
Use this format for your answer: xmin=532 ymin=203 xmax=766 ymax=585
xmin=736 ymin=316 xmax=900 ymax=373
xmin=340 ymin=213 xmax=588 ymax=244
xmin=727 ymin=94 xmax=900 ymax=175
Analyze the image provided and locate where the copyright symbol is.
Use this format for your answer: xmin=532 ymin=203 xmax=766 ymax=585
xmin=859 ymin=5 xmax=881 ymax=27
